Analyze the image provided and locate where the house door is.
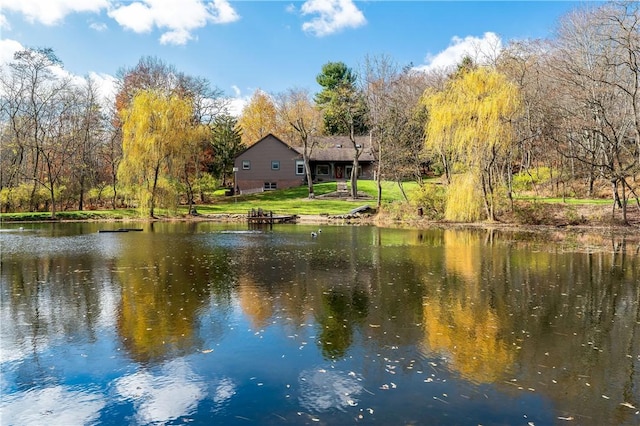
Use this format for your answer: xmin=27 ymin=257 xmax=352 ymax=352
xmin=336 ymin=166 xmax=343 ymax=179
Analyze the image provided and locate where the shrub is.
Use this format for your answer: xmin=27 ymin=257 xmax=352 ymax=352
xmin=410 ymin=183 xmax=446 ymax=220
xmin=512 ymin=167 xmax=552 ymax=193
xmin=0 ymin=183 xmax=49 ymax=212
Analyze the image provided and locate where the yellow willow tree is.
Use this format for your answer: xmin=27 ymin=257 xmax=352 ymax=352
xmin=118 ymin=89 xmax=195 ymax=217
xmin=423 ymin=67 xmax=521 ymax=221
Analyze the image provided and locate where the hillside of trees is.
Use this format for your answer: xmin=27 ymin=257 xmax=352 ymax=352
xmin=1 ymin=2 xmax=638 ymax=224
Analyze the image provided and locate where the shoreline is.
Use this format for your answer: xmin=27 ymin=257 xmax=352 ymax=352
xmin=3 ymin=211 xmax=639 ymax=238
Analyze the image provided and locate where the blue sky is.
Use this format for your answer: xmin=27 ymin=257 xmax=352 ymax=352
xmin=0 ymin=1 xmax=589 ymax=113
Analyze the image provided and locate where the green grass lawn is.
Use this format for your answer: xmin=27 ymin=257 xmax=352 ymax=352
xmin=0 ymin=180 xmax=618 ymax=222
xmin=189 ymin=182 xmax=376 ymax=216
xmin=0 ymin=182 xmax=382 ymax=221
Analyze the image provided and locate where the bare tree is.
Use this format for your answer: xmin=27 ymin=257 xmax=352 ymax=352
xmin=276 ymin=88 xmax=323 ymax=198
xmin=546 ymin=3 xmax=640 ymax=223
xmin=363 ymin=55 xmax=430 ymax=206
xmin=0 ymin=48 xmax=74 ymax=217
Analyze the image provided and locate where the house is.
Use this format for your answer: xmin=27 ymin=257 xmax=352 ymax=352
xmin=234 ymin=134 xmax=375 ymax=193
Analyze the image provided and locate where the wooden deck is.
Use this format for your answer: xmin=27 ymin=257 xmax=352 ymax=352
xmin=247 ymin=208 xmax=297 ymax=224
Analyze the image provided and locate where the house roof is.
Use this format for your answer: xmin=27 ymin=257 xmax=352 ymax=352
xmin=235 ymin=133 xmax=300 ymax=158
xmin=238 ymin=133 xmax=375 ymax=163
xmin=304 ymin=135 xmax=375 ymax=163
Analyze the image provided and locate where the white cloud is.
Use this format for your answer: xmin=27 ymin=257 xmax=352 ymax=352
xmin=0 ymin=39 xmax=23 ymax=66
xmin=285 ymin=3 xmax=297 ymax=14
xmin=89 ymin=21 xmax=108 ymax=32
xmin=107 ymin=2 xmax=155 ymax=33
xmin=2 ymin=0 xmax=238 ymax=46
xmin=227 ymin=85 xmax=251 ymax=117
xmin=107 ymin=0 xmax=239 ymax=45
xmin=0 ymin=13 xmax=11 ymax=30
xmin=210 ymin=0 xmax=240 ymax=24
xmin=301 ymin=0 xmax=366 ymax=37
xmin=414 ymin=32 xmax=503 ymax=74
xmin=1 ymin=0 xmax=108 ymax=26
xmin=88 ymin=71 xmax=118 ymax=106
xmin=0 ymin=39 xmax=116 ymax=108
xmin=160 ymin=28 xmax=193 ymax=45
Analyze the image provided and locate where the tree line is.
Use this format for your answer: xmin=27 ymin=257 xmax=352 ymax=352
xmin=1 ymin=1 xmax=638 ymax=221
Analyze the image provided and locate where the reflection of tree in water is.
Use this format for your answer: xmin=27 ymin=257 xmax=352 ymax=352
xmin=2 ymin=253 xmax=105 ymax=384
xmin=422 ymin=300 xmax=515 ymax=383
xmin=116 ymin=234 xmax=234 ymax=364
xmin=418 ymin=229 xmax=640 ymax=424
xmin=316 ymin=288 xmax=369 ymax=359
xmin=237 ymin=274 xmax=274 ymax=330
xmin=421 ymin=230 xmax=516 ymax=383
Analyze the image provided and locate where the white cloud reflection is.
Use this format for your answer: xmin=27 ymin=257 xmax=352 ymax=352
xmin=298 ymin=368 xmax=363 ymax=412
xmin=0 ymin=386 xmax=105 ymax=426
xmin=114 ymin=359 xmax=206 ymax=424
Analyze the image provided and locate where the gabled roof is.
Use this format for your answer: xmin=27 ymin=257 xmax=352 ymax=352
xmin=237 ymin=133 xmax=375 ymax=162
xmin=309 ymin=135 xmax=375 ymax=162
xmin=235 ymin=133 xmax=300 ymax=157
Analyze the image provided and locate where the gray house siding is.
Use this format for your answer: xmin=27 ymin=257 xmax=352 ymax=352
xmin=234 ymin=134 xmax=376 ymax=193
xmin=234 ymin=134 xmax=303 ymax=193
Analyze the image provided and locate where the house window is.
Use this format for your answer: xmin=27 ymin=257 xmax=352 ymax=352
xmin=242 ymin=160 xmax=251 ymax=170
xmin=263 ymin=182 xmax=277 ymax=190
xmin=296 ymin=160 xmax=305 ymax=175
xmin=271 ymin=161 xmax=280 ymax=170
xmin=316 ymin=164 xmax=330 ymax=175
xmin=345 ymin=165 xmax=362 ymax=177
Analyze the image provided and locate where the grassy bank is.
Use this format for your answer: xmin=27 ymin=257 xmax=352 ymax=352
xmin=0 ymin=182 xmax=382 ymax=222
xmin=1 ymin=180 xmax=635 ymax=227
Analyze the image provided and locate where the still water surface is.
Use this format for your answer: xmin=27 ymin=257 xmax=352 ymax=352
xmin=0 ymin=222 xmax=638 ymax=425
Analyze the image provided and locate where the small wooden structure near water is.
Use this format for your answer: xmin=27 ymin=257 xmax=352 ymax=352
xmin=247 ymin=208 xmax=297 ymax=224
xmin=98 ymin=228 xmax=144 ymax=233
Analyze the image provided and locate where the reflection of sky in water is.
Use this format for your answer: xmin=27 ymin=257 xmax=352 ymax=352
xmin=115 ymin=359 xmax=207 ymax=425
xmin=0 ymin=232 xmax=122 ymax=258
xmin=0 ymin=386 xmax=105 ymax=426
xmin=212 ymin=377 xmax=237 ymax=409
xmin=298 ymin=368 xmax=363 ymax=412
xmin=1 ymin=224 xmax=637 ymax=425
xmin=198 ymin=229 xmax=311 ymax=250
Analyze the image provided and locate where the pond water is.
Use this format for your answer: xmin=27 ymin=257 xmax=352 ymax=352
xmin=0 ymin=222 xmax=638 ymax=425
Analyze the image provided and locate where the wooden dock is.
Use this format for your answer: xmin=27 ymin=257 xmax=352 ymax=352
xmin=98 ymin=228 xmax=143 ymax=233
xmin=247 ymin=208 xmax=297 ymax=224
